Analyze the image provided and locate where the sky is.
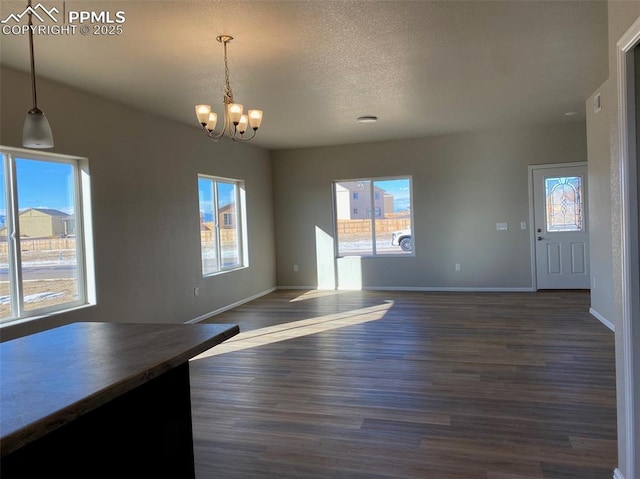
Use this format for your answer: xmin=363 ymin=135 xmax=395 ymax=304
xmin=1 ymin=157 xmax=76 ymax=217
xmin=198 ymin=177 xmax=237 ymax=220
xmin=375 ymin=178 xmax=411 ymax=212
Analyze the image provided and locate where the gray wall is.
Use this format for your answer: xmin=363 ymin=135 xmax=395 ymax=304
xmin=586 ymin=80 xmax=615 ymax=326
xmin=0 ymin=67 xmax=276 ymax=341
xmin=272 ymin=123 xmax=587 ymax=290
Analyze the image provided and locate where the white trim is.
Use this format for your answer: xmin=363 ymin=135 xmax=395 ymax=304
xmin=277 ymin=285 xmax=318 ymax=290
xmin=589 ymin=308 xmax=615 ymax=332
xmin=359 ymin=286 xmax=535 ymax=292
xmin=613 ymin=468 xmax=625 ymax=479
xmin=617 ymin=15 xmax=640 ymax=479
xmin=279 ymin=285 xmax=535 ymax=292
xmin=527 ymin=162 xmax=588 ymax=291
xmin=186 ymin=287 xmax=276 ymax=324
xmin=528 ymin=165 xmax=537 ymax=290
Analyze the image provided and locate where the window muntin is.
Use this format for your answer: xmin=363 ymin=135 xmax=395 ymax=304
xmin=334 ymin=177 xmax=413 ymax=256
xmin=0 ymin=148 xmax=92 ymax=323
xmin=198 ymin=175 xmax=246 ymax=275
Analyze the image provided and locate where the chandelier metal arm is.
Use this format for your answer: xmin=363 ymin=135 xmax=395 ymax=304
xmin=230 ymin=127 xmax=258 ymax=142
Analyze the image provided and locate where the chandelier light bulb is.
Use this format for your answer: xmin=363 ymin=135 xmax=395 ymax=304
xmin=206 ymin=112 xmax=217 ymax=131
xmin=228 ymin=104 xmax=244 ymax=125
xmin=237 ymin=115 xmax=248 ymax=134
xmin=195 ymin=105 xmax=212 ymax=125
xmin=248 ymin=110 xmax=263 ymax=130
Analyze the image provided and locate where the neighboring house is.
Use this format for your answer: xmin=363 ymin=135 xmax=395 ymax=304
xmin=199 ymin=205 xmax=236 ymax=232
xmin=0 ymin=208 xmax=73 ymax=238
xmin=335 ymin=182 xmax=394 ymax=220
xmin=218 ymin=202 xmax=236 ymax=229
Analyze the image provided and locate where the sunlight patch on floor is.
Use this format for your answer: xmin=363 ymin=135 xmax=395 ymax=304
xmin=191 ymin=301 xmax=394 ymax=361
xmin=289 ymin=289 xmax=351 ymax=302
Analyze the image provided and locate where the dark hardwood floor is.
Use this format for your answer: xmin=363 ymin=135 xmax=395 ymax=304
xmin=190 ymin=290 xmax=617 ymax=479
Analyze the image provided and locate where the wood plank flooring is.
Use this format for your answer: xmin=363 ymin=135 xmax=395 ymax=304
xmin=190 ymin=290 xmax=617 ymax=478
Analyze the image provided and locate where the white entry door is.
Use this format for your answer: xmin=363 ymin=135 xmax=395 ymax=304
xmin=532 ymin=164 xmax=590 ymax=289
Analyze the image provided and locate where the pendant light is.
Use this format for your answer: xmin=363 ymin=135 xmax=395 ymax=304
xmin=22 ymin=0 xmax=54 ymax=149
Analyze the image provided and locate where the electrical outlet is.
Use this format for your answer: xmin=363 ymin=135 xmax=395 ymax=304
xmin=455 ymin=263 xmax=461 ymax=271
xmin=194 ymin=287 xmax=200 ymax=296
xmin=520 ymin=221 xmax=527 ymax=230
xmin=293 ymin=264 xmax=299 ymax=272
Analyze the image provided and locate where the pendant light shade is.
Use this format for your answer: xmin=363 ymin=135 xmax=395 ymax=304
xmin=22 ymin=0 xmax=53 ymax=149
xmin=23 ymin=107 xmax=54 ymax=148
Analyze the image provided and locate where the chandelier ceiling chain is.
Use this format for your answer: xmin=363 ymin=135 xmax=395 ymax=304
xmin=195 ymin=35 xmax=263 ymax=143
xmin=222 ymin=39 xmax=233 ymax=105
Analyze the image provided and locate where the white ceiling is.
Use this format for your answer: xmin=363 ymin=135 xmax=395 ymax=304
xmin=0 ymin=0 xmax=609 ymax=150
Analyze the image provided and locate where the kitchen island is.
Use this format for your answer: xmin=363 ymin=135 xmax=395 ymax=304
xmin=0 ymin=321 xmax=239 ymax=478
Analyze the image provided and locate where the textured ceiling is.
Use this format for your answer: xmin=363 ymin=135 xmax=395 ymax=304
xmin=0 ymin=0 xmax=609 ymax=150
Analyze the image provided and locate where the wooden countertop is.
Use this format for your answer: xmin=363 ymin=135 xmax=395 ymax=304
xmin=0 ymin=321 xmax=239 ymax=456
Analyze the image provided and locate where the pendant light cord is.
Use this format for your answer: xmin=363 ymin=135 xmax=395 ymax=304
xmin=27 ymin=0 xmax=38 ymax=110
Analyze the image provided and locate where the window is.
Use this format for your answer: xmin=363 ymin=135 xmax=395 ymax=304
xmin=544 ymin=176 xmax=584 ymax=232
xmin=334 ymin=177 xmax=413 ymax=256
xmin=0 ymin=147 xmax=93 ymax=323
xmin=198 ymin=175 xmax=246 ymax=275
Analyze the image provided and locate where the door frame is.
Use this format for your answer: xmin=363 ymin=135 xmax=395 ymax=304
xmin=527 ymin=161 xmax=588 ymax=291
xmin=615 ymin=15 xmax=640 ymax=479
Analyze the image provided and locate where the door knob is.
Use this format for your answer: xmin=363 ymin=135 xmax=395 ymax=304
xmin=537 ymin=236 xmax=543 ymax=241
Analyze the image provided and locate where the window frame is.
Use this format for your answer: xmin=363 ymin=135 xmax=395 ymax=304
xmin=332 ymin=175 xmax=414 ymax=257
xmin=197 ymin=174 xmax=247 ymax=276
xmin=0 ymin=146 xmax=95 ymax=325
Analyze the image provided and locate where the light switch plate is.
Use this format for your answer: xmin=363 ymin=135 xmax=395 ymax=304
xmin=496 ymin=222 xmax=508 ymax=231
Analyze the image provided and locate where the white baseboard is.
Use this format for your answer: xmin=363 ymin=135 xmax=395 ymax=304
xmin=613 ymin=468 xmax=624 ymax=479
xmin=589 ymin=308 xmax=615 ymax=331
xmin=186 ymin=287 xmax=277 ymax=324
xmin=277 ymin=285 xmax=317 ymax=290
xmin=360 ymin=286 xmax=535 ymax=292
xmin=278 ymin=285 xmax=536 ymax=292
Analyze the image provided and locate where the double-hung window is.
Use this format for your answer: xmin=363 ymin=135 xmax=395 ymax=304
xmin=0 ymin=147 xmax=94 ymax=324
xmin=197 ymin=175 xmax=247 ymax=275
xmin=333 ymin=177 xmax=413 ymax=256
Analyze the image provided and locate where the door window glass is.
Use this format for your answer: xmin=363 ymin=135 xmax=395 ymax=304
xmin=544 ymin=176 xmax=584 ymax=232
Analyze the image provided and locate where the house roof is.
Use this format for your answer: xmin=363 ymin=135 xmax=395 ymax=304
xmin=21 ymin=208 xmax=69 ymax=217
xmin=0 ymin=1 xmax=608 ymax=149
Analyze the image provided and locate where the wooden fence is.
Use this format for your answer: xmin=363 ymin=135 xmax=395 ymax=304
xmin=336 ymin=218 xmax=411 ymax=235
xmin=201 ymin=226 xmax=237 ymax=243
xmin=0 ymin=237 xmax=76 ymax=254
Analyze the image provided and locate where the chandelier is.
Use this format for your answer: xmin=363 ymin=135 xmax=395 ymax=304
xmin=195 ymin=35 xmax=263 ymax=142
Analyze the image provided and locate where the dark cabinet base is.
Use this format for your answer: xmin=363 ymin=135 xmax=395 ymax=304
xmin=2 ymin=362 xmax=196 ymax=479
